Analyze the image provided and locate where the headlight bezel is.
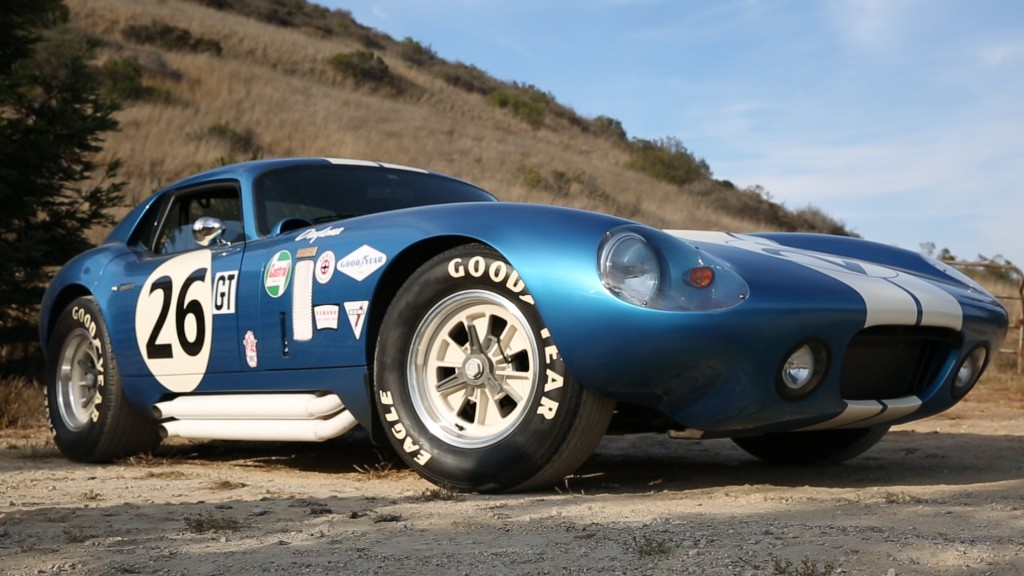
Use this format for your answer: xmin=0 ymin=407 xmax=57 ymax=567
xmin=598 ymin=230 xmax=662 ymax=307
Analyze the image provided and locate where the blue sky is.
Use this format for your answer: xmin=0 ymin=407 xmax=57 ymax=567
xmin=322 ymin=0 xmax=1023 ymax=268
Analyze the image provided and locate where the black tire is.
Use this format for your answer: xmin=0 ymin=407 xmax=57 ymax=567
xmin=732 ymin=425 xmax=890 ymax=465
xmin=374 ymin=244 xmax=614 ymax=493
xmin=45 ymin=296 xmax=162 ymax=462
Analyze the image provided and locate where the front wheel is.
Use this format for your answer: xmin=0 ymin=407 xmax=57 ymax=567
xmin=374 ymin=244 xmax=614 ymax=493
xmin=732 ymin=425 xmax=890 ymax=465
xmin=45 ymin=296 xmax=161 ymax=462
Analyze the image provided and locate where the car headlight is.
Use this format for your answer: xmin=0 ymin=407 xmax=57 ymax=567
xmin=598 ymin=231 xmax=660 ymax=306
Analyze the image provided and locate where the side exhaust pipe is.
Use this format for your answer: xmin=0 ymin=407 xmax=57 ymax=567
xmin=155 ymin=393 xmax=358 ymax=442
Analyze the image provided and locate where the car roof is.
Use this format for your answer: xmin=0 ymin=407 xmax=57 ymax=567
xmin=166 ymin=157 xmax=438 ymax=190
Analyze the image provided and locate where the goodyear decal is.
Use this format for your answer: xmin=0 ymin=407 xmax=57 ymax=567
xmin=337 ymin=245 xmax=386 ymax=281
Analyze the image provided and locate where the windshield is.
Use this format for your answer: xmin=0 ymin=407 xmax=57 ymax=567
xmin=253 ymin=164 xmax=496 ymax=236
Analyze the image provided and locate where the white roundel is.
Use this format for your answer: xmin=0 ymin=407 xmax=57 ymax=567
xmin=315 ymin=250 xmax=336 ymax=284
xmin=134 ymin=250 xmax=213 ymax=392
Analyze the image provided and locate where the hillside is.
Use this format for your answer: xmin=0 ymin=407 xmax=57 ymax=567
xmin=65 ymin=0 xmax=849 ymax=238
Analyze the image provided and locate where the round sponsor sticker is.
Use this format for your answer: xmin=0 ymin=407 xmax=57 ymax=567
xmin=264 ymin=250 xmax=292 ymax=298
xmin=315 ymin=250 xmax=336 ymax=284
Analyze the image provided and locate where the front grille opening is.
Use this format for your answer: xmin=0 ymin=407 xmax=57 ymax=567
xmin=840 ymin=326 xmax=960 ymax=400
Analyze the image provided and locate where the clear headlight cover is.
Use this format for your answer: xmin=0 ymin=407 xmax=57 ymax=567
xmin=598 ymin=232 xmax=661 ymax=306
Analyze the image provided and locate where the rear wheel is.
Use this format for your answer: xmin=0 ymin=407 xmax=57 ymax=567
xmin=374 ymin=244 xmax=614 ymax=492
xmin=732 ymin=425 xmax=889 ymax=465
xmin=45 ymin=296 xmax=161 ymax=462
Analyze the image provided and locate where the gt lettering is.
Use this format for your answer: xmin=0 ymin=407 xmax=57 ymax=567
xmin=213 ymin=271 xmax=238 ymax=315
xmin=378 ymin=390 xmax=432 ymax=465
xmin=447 ymin=257 xmax=535 ymax=304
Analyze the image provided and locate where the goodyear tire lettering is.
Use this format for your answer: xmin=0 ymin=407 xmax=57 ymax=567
xmin=46 ymin=296 xmax=163 ymax=462
xmin=69 ymin=306 xmax=105 ymax=423
xmin=447 ymin=256 xmax=535 ymax=304
xmin=376 ymin=244 xmax=612 ymax=492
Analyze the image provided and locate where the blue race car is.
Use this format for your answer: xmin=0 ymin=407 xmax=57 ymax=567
xmin=40 ymin=158 xmax=1009 ymax=492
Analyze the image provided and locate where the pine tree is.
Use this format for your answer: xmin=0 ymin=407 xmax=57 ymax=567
xmin=0 ymin=0 xmax=124 ymax=337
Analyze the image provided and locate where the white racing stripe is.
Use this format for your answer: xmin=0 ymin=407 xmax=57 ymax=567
xmin=668 ymin=231 xmax=963 ymax=330
xmin=799 ymin=396 xmax=922 ymax=430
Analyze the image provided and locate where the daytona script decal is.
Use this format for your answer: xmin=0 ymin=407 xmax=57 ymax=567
xmin=134 ymin=250 xmax=213 ymax=393
xmin=295 ymin=225 xmax=344 ymax=244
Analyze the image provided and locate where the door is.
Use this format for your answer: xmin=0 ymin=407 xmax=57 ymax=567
xmin=106 ymin=183 xmax=246 ymax=394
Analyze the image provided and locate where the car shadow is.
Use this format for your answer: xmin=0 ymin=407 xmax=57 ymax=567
xmin=569 ymin=429 xmax=1024 ymax=494
xmin=147 ymin=427 xmax=1024 ymax=494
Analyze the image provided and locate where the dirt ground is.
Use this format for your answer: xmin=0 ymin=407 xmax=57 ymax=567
xmin=1 ymin=380 xmax=1022 ymax=576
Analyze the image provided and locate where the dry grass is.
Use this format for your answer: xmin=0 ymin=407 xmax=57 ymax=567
xmin=0 ymin=376 xmax=45 ymax=429
xmin=66 ymin=0 xmax=764 ymax=244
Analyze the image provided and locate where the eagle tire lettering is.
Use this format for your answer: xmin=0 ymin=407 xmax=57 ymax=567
xmin=378 ymin=390 xmax=432 ymax=466
xmin=45 ymin=296 xmax=162 ymax=463
xmin=375 ymin=244 xmax=613 ymax=493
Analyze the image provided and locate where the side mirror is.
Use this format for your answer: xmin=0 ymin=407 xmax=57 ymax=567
xmin=192 ymin=216 xmax=226 ymax=247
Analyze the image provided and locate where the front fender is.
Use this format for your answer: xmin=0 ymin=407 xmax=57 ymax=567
xmin=39 ymin=245 xmax=135 ymax=352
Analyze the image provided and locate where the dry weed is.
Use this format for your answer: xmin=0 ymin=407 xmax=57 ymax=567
xmin=0 ymin=377 xmax=45 ymax=429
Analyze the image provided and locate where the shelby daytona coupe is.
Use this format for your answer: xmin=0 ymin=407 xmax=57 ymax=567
xmin=41 ymin=158 xmax=1008 ymax=492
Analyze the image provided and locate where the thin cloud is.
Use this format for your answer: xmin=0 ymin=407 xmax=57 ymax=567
xmin=830 ymin=0 xmax=922 ymax=52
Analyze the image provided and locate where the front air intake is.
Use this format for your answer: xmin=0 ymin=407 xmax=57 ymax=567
xmin=840 ymin=326 xmax=959 ymax=400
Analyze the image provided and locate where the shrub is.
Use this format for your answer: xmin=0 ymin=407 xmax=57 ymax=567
xmin=99 ymin=57 xmax=171 ymax=103
xmin=516 ymin=165 xmax=595 ymax=198
xmin=440 ymin=61 xmax=500 ymax=95
xmin=396 ymin=37 xmax=438 ymax=67
xmin=792 ymin=205 xmax=853 ymax=236
xmin=327 ymin=50 xmax=396 ymax=88
xmin=190 ymin=122 xmax=262 ymax=158
xmin=488 ymin=83 xmax=552 ymax=128
xmin=625 ymin=136 xmax=711 ymax=187
xmin=0 ymin=376 xmax=44 ymax=429
xmin=517 ymin=165 xmax=546 ymax=190
xmin=591 ymin=115 xmax=628 ymax=143
xmin=122 ymin=20 xmax=222 ymax=55
xmin=186 ymin=0 xmax=385 ymax=46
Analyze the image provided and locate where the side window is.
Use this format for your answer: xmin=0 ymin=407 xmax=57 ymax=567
xmin=153 ymin=186 xmax=243 ymax=255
